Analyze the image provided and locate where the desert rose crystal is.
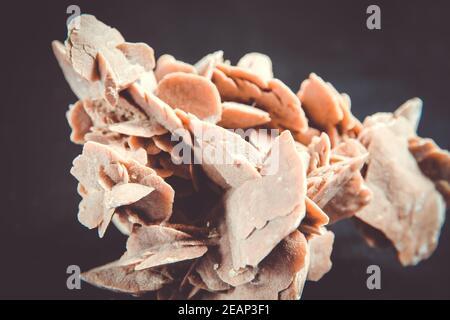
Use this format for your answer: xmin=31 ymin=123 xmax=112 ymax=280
xmin=53 ymin=14 xmax=450 ymax=299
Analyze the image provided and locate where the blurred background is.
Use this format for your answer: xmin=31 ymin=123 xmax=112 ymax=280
xmin=1 ymin=0 xmax=449 ymax=299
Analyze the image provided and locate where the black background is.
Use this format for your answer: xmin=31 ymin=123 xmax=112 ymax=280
xmin=1 ymin=0 xmax=449 ymax=299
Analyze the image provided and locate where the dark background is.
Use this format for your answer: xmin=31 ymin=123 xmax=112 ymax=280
xmin=1 ymin=0 xmax=449 ymax=299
